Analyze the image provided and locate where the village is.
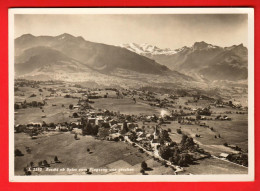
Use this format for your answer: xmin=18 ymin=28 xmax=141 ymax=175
xmin=14 ymin=79 xmax=249 ymax=175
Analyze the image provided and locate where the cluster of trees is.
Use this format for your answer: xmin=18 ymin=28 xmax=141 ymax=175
xmin=128 ymin=132 xmax=138 ymax=142
xmin=169 ymin=152 xmax=193 ymax=167
xmin=197 ymin=107 xmax=211 ymax=116
xmin=15 ymin=79 xmax=41 ymax=88
xmin=227 ymin=153 xmax=248 ymax=167
xmin=180 ymin=134 xmax=199 ymax=152
xmin=81 ymin=121 xmax=99 ymax=136
xmin=15 ymin=100 xmax=45 ymax=110
xmin=159 ymin=145 xmax=173 ymax=160
xmin=15 ymin=125 xmax=27 ymax=133
xmin=97 ymin=127 xmax=110 ymax=139
xmin=158 ymin=129 xmax=171 ymax=144
xmin=158 ymin=134 xmax=207 ymax=167
xmin=159 ymin=145 xmax=194 ymax=167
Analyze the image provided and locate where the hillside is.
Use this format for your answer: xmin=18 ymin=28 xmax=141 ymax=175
xmin=121 ymin=41 xmax=248 ymax=81
xmin=15 ymin=34 xmax=173 ymax=75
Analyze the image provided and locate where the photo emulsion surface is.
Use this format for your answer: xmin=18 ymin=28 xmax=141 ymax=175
xmin=9 ymin=8 xmax=254 ymax=182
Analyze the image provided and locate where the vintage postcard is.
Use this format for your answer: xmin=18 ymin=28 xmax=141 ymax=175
xmin=8 ymin=8 xmax=254 ymax=182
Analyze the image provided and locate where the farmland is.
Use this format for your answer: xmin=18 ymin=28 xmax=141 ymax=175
xmin=14 ymin=79 xmax=249 ymax=175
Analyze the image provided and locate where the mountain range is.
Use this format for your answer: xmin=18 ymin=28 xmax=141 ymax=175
xmin=14 ymin=33 xmax=248 ymax=92
xmin=15 ymin=33 xmax=194 ymax=85
xmin=120 ymin=41 xmax=248 ymax=81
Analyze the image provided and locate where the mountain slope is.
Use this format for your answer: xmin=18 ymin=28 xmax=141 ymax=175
xmin=15 ymin=46 xmax=94 ymax=76
xmin=121 ymin=41 xmax=248 ymax=81
xmin=15 ymin=34 xmax=174 ymax=75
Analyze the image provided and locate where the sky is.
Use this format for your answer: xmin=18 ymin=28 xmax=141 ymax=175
xmin=14 ymin=14 xmax=248 ymax=50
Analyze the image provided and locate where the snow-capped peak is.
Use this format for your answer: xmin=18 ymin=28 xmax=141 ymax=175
xmin=120 ymin=43 xmax=179 ymax=55
xmin=120 ymin=42 xmax=222 ymax=56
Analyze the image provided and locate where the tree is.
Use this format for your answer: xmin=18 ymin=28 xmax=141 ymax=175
xmin=43 ymin=160 xmax=49 ymax=167
xmin=38 ymin=161 xmax=42 ymax=167
xmin=171 ymin=149 xmax=181 ymax=165
xmin=141 ymin=161 xmax=148 ymax=170
xmin=181 ymin=134 xmax=197 ymax=151
xmin=128 ymin=132 xmax=137 ymax=142
xmin=49 ymin=123 xmax=55 ymax=128
xmin=121 ymin=121 xmax=129 ymax=134
xmin=97 ymin=127 xmax=109 ymax=139
xmin=181 ymin=134 xmax=188 ymax=145
xmin=176 ymin=128 xmax=182 ymax=134
xmin=139 ymin=148 xmax=144 ymax=153
xmin=168 ymin=141 xmax=177 ymax=147
xmin=82 ymin=123 xmax=93 ymax=135
xmin=73 ymin=112 xmax=79 ymax=118
xmin=15 ymin=149 xmax=23 ymax=156
xmin=32 ymin=101 xmax=38 ymax=107
xmin=54 ymin=156 xmax=59 ymax=162
xmin=14 ymin=103 xmax=20 ymax=110
xmin=24 ymin=167 xmax=31 ymax=176
xmin=69 ymin=104 xmax=73 ymax=110
xmin=196 ymin=114 xmax=201 ymax=120
xmin=42 ymin=121 xmax=47 ymax=127
xmin=140 ymin=169 xmax=145 ymax=175
xmin=159 ymin=130 xmax=171 ymax=143
xmin=92 ymin=125 xmax=99 ymax=136
xmin=175 ymin=153 xmax=193 ymax=167
xmin=159 ymin=146 xmax=172 ymax=160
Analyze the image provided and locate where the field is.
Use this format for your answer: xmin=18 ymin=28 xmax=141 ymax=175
xmin=92 ymin=97 xmax=161 ymax=115
xmin=180 ymin=158 xmax=247 ymax=175
xmin=14 ymin=81 xmax=249 ymax=175
xmin=14 ymin=132 xmax=174 ymax=175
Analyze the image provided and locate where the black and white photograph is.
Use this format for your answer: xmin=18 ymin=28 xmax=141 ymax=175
xmin=9 ymin=8 xmax=254 ymax=182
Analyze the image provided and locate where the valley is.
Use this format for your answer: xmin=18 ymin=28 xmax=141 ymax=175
xmin=13 ymin=33 xmax=249 ymax=176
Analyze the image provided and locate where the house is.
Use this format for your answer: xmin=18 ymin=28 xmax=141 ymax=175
xmin=153 ymin=126 xmax=159 ymax=140
xmin=151 ymin=139 xmax=160 ymax=146
xmin=109 ymin=119 xmax=118 ymax=126
xmin=28 ymin=122 xmax=42 ymax=128
xmin=219 ymin=153 xmax=229 ymax=158
xmin=108 ymin=133 xmax=122 ymax=141
xmin=95 ymin=117 xmax=104 ymax=126
xmin=87 ymin=117 xmax=96 ymax=125
xmin=71 ymin=121 xmax=81 ymax=126
xmin=127 ymin=123 xmax=136 ymax=129
xmin=60 ymin=126 xmax=68 ymax=132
